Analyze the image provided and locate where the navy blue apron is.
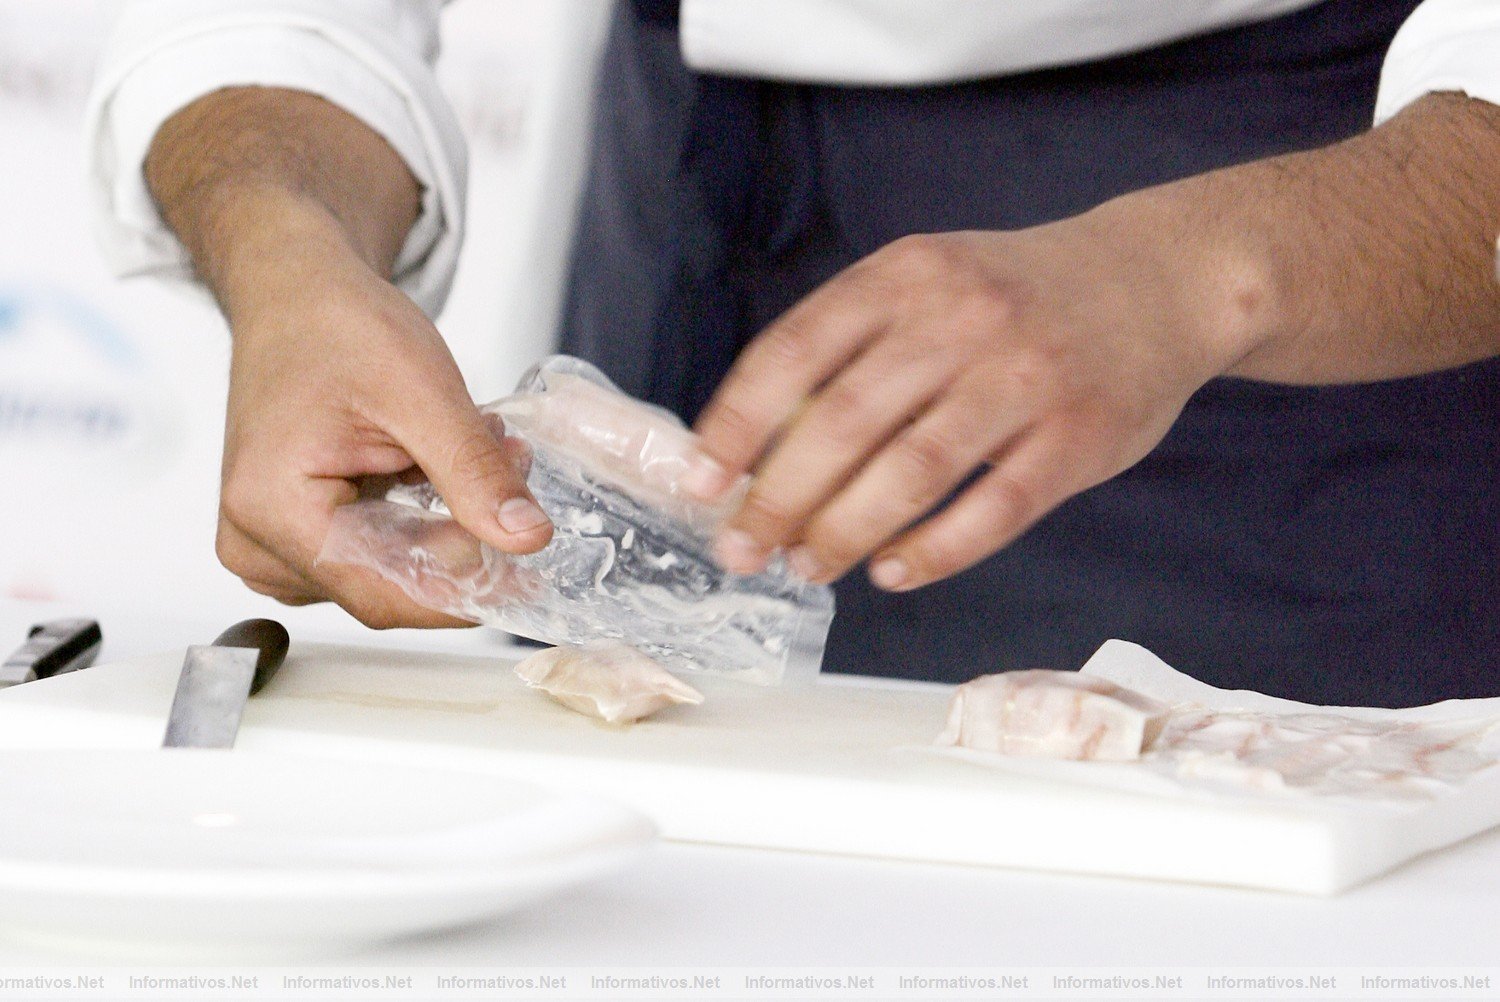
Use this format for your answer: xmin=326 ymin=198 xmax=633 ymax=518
xmin=559 ymin=0 xmax=1500 ymax=707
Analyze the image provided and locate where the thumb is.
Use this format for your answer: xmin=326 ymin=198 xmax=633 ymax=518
xmin=393 ymin=393 xmax=553 ymax=555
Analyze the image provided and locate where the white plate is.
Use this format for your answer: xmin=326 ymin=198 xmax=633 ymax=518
xmin=0 ymin=750 xmax=654 ymax=959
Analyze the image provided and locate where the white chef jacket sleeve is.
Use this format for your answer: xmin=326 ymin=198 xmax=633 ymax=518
xmin=1374 ymin=0 xmax=1500 ymax=124
xmin=678 ymin=0 xmax=1327 ymax=86
xmin=85 ymin=0 xmax=466 ymax=318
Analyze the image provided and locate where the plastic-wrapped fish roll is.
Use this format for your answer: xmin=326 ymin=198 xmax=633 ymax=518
xmin=319 ymin=356 xmax=835 ymax=685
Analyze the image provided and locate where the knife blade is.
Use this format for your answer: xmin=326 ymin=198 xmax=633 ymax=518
xmin=1 ymin=619 xmax=103 ymax=690
xmin=162 ymin=619 xmax=290 ymax=749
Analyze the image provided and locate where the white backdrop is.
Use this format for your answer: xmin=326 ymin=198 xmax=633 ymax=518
xmin=0 ymin=1 xmax=607 ymax=650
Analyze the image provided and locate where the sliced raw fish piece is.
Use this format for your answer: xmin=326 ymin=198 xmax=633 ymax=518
xmin=495 ymin=370 xmax=748 ymax=520
xmin=514 ymin=641 xmax=704 ymax=724
xmin=936 ymin=669 xmax=1170 ymax=761
xmin=1152 ymin=708 xmax=1497 ymax=799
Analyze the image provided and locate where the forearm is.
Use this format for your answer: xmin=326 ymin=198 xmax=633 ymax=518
xmin=143 ymin=86 xmax=422 ymax=320
xmin=1104 ymin=92 xmax=1500 ymax=384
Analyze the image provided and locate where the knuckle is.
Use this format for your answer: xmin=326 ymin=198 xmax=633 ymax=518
xmin=738 ymin=488 xmax=800 ymax=535
xmin=958 ymin=281 xmax=1019 ymax=329
xmin=979 ymin=470 xmax=1039 ymax=528
xmin=240 ymin=578 xmax=279 ymax=599
xmin=347 ymin=601 xmax=401 ymax=631
xmin=905 ymin=532 xmax=972 ymax=582
xmin=754 ymin=322 xmax=813 ymax=371
xmin=713 ymin=399 xmax=758 ymax=437
xmin=704 ymin=397 xmax=764 ymax=453
xmin=440 ymin=428 xmax=514 ymax=499
xmin=264 ymin=585 xmax=314 ymax=607
xmin=895 ymin=426 xmax=964 ymax=489
xmin=813 ymin=381 xmax=880 ymax=445
xmin=999 ymin=352 xmax=1055 ymax=402
xmin=240 ymin=577 xmax=304 ymax=605
xmin=805 ymin=520 xmax=869 ymax=570
xmin=218 ymin=481 xmax=255 ymax=530
xmin=213 ymin=526 xmax=241 ymax=573
xmin=883 ymin=233 xmax=953 ymax=274
xmin=447 ymin=425 xmax=506 ymax=475
xmin=889 ymin=330 xmax=945 ymax=366
xmin=316 ymin=572 xmax=397 ymax=629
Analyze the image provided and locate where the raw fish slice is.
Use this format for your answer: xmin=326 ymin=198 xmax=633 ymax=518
xmin=936 ymin=670 xmax=1169 ymax=761
xmin=514 ymin=642 xmax=704 ymax=724
xmin=1153 ymin=708 xmax=1497 ymax=799
xmin=494 ymin=371 xmax=748 ymax=520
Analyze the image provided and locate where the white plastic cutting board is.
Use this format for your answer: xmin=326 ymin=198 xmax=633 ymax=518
xmin=0 ymin=640 xmax=1487 ymax=895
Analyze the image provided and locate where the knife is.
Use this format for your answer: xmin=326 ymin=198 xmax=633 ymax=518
xmin=0 ymin=619 xmax=103 ymax=690
xmin=162 ymin=619 xmax=290 ymax=749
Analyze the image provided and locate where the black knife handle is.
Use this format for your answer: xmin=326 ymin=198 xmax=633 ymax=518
xmin=9 ymin=619 xmax=102 ymax=679
xmin=212 ymin=619 xmax=290 ymax=695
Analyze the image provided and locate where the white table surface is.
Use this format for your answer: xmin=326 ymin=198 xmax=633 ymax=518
xmin=1 ymin=598 xmax=1497 ymax=973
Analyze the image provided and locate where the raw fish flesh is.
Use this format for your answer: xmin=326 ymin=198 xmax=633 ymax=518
xmin=936 ymin=670 xmax=1169 ymax=761
xmin=495 ymin=370 xmax=746 ymax=527
xmin=514 ymin=641 xmax=704 ymax=724
xmin=933 ymin=669 xmax=1499 ymax=801
xmin=1151 ymin=708 xmax=1496 ymax=800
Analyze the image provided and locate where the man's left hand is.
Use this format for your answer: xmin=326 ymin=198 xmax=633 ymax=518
xmin=685 ymin=211 xmax=1254 ymax=591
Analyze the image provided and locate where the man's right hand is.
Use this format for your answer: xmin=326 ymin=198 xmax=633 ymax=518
xmin=146 ymin=88 xmax=552 ymax=628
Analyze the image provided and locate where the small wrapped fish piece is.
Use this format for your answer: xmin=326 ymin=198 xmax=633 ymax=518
xmin=495 ymin=366 xmax=741 ymax=528
xmin=514 ymin=641 xmax=704 ymax=724
xmin=320 ymin=355 xmax=835 ymax=686
xmin=936 ymin=669 xmax=1170 ymax=761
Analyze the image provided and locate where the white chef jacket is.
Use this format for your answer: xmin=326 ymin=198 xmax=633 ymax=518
xmin=86 ymin=0 xmax=1500 ymax=318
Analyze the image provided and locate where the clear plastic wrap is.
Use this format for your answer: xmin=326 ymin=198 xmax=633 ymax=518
xmin=318 ymin=356 xmax=835 ymax=685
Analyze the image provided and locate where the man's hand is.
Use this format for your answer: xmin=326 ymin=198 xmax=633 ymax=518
xmin=147 ymin=88 xmax=552 ymax=627
xmin=686 ymin=217 xmax=1246 ymax=591
xmin=688 ymin=92 xmax=1500 ymax=591
xmin=214 ymin=206 xmax=551 ymax=626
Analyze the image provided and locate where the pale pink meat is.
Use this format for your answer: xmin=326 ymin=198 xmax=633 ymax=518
xmin=1152 ymin=708 xmax=1496 ymax=798
xmin=936 ymin=670 xmax=1170 ymax=761
xmin=513 ymin=641 xmax=704 ymax=724
xmin=932 ymin=669 xmax=1498 ymax=800
xmin=493 ymin=372 xmax=747 ymax=517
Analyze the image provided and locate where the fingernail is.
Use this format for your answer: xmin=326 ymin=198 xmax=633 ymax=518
xmin=714 ymin=529 xmax=768 ymax=574
xmin=682 ymin=453 xmax=732 ymax=500
xmin=869 ymin=556 xmax=909 ymax=591
xmin=787 ymin=546 xmax=822 ymax=582
xmin=497 ymin=498 xmax=550 ymax=534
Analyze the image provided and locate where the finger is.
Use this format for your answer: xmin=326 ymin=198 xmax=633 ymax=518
xmin=389 ymin=391 xmax=553 ymax=555
xmin=713 ymin=333 xmax=952 ymax=573
xmin=242 ymin=578 xmax=324 ymax=606
xmin=687 ymin=268 xmax=887 ymax=499
xmin=225 ymin=479 xmax=476 ymax=630
xmin=317 ymin=499 xmax=488 ymax=584
xmin=866 ymin=429 xmax=1095 ymax=591
xmin=789 ymin=379 xmax=1027 ymax=582
xmin=221 ymin=468 xmax=359 ymax=576
xmin=309 ymin=497 xmax=488 ymax=629
xmin=217 ymin=519 xmax=329 ymax=606
xmin=312 ymin=559 xmax=481 ymax=630
xmin=216 ymin=518 xmax=322 ymax=596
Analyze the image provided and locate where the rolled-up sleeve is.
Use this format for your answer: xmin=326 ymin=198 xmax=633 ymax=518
xmin=85 ymin=0 xmax=467 ymax=318
xmin=1375 ymin=0 xmax=1500 ymax=125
